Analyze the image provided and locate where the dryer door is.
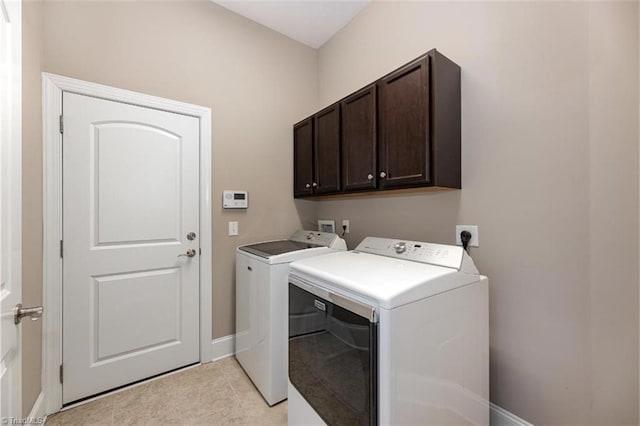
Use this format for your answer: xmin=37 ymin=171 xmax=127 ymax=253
xmin=288 ymin=281 xmax=378 ymax=426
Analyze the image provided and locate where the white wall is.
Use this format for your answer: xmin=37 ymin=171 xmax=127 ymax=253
xmin=304 ymin=1 xmax=639 ymax=424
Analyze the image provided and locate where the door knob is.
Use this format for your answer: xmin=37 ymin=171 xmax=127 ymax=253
xmin=312 ymin=182 xmax=318 ymax=187
xmin=187 ymin=232 xmax=196 ymax=241
xmin=305 ymin=183 xmax=311 ymax=189
xmin=14 ymin=303 xmax=44 ymax=325
xmin=379 ymin=171 xmax=387 ymax=178
xmin=178 ymin=249 xmax=197 ymax=258
xmin=367 ymin=174 xmax=373 ymax=180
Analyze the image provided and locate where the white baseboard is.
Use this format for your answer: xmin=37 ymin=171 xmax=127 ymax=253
xmin=490 ymin=402 xmax=533 ymax=426
xmin=211 ymin=334 xmax=235 ymax=362
xmin=28 ymin=391 xmax=46 ymax=421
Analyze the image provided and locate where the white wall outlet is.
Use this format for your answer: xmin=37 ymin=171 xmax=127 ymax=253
xmin=456 ymin=225 xmax=479 ymax=247
xmin=228 ymin=221 xmax=239 ymax=236
xmin=342 ymin=219 xmax=350 ymax=234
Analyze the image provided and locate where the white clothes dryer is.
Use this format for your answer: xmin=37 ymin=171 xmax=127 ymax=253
xmin=287 ymin=237 xmax=489 ymax=425
xmin=235 ymin=230 xmax=346 ymax=406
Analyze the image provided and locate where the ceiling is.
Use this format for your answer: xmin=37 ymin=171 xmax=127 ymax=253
xmin=212 ymin=1 xmax=371 ymax=49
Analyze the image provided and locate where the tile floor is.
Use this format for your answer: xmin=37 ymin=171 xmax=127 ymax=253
xmin=45 ymin=357 xmax=287 ymax=425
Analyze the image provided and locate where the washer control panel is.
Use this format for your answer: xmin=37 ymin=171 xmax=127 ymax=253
xmin=289 ymin=230 xmax=344 ymax=248
xmin=355 ymin=237 xmax=464 ymax=270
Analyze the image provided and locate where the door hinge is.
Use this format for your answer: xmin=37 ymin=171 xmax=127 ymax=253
xmin=59 ymin=364 xmax=63 ymax=383
xmin=59 ymin=115 xmax=64 ymax=134
xmin=60 ymin=240 xmax=63 ymax=258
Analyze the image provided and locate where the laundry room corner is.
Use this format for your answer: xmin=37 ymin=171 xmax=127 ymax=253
xmin=12 ymin=0 xmax=639 ymax=424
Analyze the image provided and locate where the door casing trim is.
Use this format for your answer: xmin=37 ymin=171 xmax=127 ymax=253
xmin=41 ymin=73 xmax=213 ymax=414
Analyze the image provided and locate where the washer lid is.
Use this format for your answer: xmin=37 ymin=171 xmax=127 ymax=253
xmin=289 ymin=251 xmax=482 ymax=309
xmin=239 ymin=240 xmax=320 ymax=258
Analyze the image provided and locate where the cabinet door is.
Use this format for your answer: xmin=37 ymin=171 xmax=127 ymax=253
xmin=314 ymin=104 xmax=341 ymax=194
xmin=293 ymin=118 xmax=314 ymax=197
xmin=341 ymin=85 xmax=377 ymax=192
xmin=378 ymin=56 xmax=430 ymax=188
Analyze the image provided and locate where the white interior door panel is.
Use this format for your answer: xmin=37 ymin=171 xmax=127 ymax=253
xmin=62 ymin=93 xmax=200 ymax=404
xmin=0 ymin=0 xmax=22 ymax=419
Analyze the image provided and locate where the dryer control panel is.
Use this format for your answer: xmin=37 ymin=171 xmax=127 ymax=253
xmin=355 ymin=237 xmax=469 ymax=271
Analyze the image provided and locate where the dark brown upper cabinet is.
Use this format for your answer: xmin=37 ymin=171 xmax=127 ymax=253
xmin=294 ymin=104 xmax=341 ymax=196
xmin=429 ymin=51 xmax=462 ymax=189
xmin=293 ymin=117 xmax=314 ymax=197
xmin=314 ymin=104 xmax=341 ymax=193
xmin=341 ymin=84 xmax=377 ymax=192
xmin=378 ymin=56 xmax=430 ymax=189
xmin=293 ymin=49 xmax=460 ymax=199
xmin=377 ymin=51 xmax=461 ymax=190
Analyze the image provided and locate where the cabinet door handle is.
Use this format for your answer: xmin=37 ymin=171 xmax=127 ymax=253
xmin=305 ymin=183 xmax=311 ymax=189
xmin=312 ymin=182 xmax=318 ymax=187
xmin=379 ymin=171 xmax=387 ymax=178
xmin=367 ymin=174 xmax=373 ymax=180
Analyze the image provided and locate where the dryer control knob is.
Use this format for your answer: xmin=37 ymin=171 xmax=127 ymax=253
xmin=394 ymin=242 xmax=406 ymax=254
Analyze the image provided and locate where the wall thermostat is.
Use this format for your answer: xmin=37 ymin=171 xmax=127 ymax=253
xmin=223 ymin=190 xmax=248 ymax=209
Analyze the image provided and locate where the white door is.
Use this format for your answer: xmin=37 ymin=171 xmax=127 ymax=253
xmin=62 ymin=93 xmax=200 ymax=403
xmin=0 ymin=0 xmax=22 ymax=419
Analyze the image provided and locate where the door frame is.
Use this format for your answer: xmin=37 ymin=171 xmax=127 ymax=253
xmin=41 ymin=73 xmax=213 ymax=414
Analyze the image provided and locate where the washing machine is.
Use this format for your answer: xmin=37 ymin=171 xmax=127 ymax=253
xmin=235 ymin=230 xmax=346 ymax=406
xmin=287 ymin=237 xmax=489 ymax=425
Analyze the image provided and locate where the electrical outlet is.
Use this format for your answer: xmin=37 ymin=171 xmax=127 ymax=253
xmin=456 ymin=225 xmax=479 ymax=247
xmin=342 ymin=219 xmax=350 ymax=234
xmin=228 ymin=221 xmax=239 ymax=236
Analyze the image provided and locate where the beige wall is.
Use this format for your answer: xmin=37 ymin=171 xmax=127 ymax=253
xmin=40 ymin=0 xmax=319 ymax=334
xmin=306 ymin=1 xmax=638 ymax=424
xmin=22 ymin=0 xmax=318 ymax=415
xmin=22 ymin=0 xmax=44 ymax=416
xmin=587 ymin=4 xmax=638 ymax=423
